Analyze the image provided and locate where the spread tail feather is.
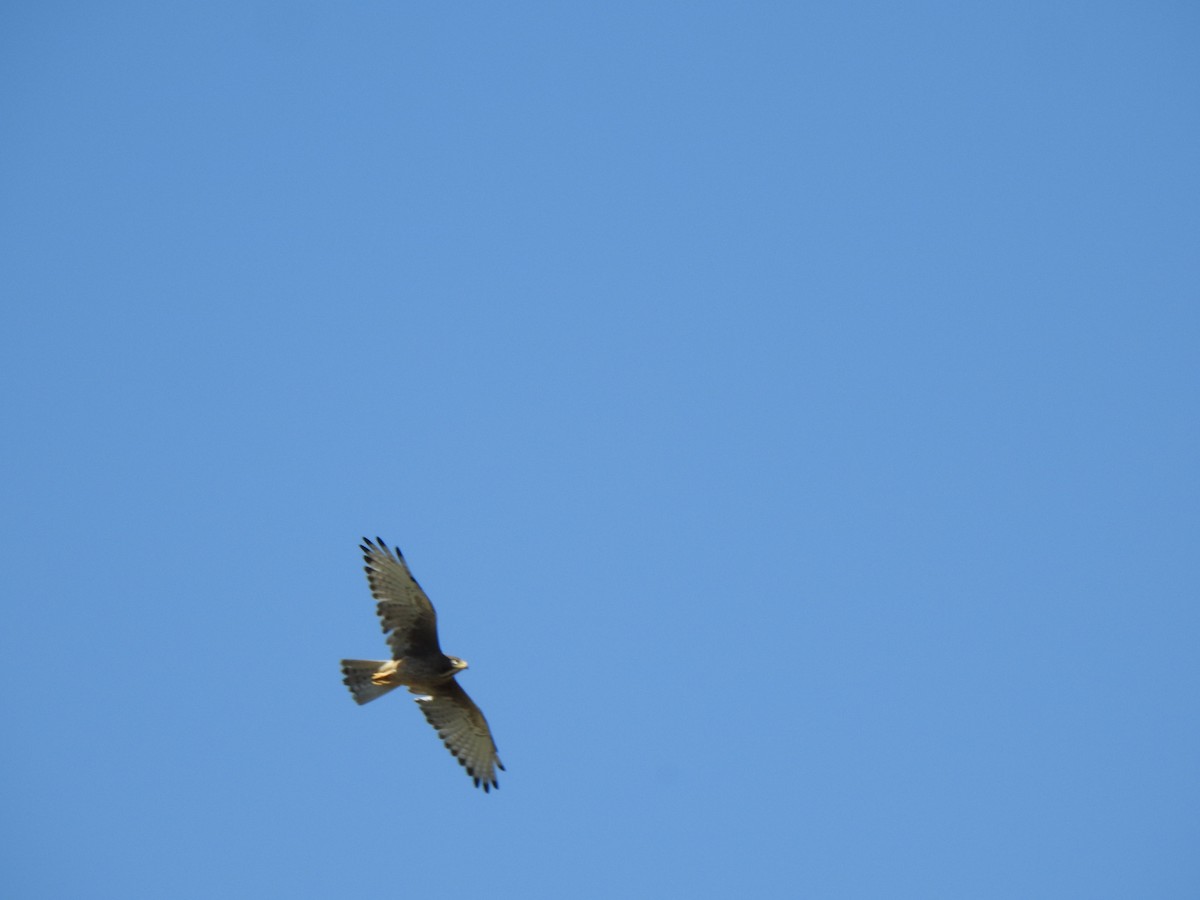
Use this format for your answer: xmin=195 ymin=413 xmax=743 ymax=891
xmin=341 ymin=659 xmax=402 ymax=705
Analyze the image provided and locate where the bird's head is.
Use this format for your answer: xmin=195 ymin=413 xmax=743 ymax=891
xmin=448 ymin=656 xmax=469 ymax=673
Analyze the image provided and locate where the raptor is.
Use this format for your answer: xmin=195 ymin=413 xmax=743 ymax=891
xmin=340 ymin=537 xmax=504 ymax=791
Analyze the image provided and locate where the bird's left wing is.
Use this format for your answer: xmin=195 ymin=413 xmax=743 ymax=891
xmin=413 ymin=680 xmax=505 ymax=792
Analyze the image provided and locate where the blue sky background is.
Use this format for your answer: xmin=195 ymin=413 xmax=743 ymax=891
xmin=2 ymin=3 xmax=1198 ymax=897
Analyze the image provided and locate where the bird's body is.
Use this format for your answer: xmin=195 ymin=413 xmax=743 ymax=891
xmin=340 ymin=537 xmax=504 ymax=791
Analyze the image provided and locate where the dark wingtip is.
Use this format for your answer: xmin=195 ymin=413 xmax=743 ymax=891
xmin=361 ymin=536 xmax=405 ymax=562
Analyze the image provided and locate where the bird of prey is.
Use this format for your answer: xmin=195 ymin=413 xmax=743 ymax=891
xmin=340 ymin=537 xmax=504 ymax=792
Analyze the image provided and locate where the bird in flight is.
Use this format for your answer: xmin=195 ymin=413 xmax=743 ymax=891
xmin=340 ymin=537 xmax=504 ymax=791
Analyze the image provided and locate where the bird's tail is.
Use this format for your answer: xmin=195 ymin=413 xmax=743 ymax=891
xmin=341 ymin=659 xmax=402 ymax=705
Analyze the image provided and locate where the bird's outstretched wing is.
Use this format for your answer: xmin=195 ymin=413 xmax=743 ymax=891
xmin=414 ymin=680 xmax=505 ymax=792
xmin=360 ymin=537 xmax=442 ymax=660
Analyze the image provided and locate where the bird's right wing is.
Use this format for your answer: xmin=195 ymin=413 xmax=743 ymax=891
xmin=361 ymin=537 xmax=442 ymax=660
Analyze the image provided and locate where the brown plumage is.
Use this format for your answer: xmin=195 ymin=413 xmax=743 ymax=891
xmin=340 ymin=537 xmax=504 ymax=792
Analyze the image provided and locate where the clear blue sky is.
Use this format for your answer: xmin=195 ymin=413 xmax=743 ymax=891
xmin=2 ymin=3 xmax=1197 ymax=897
